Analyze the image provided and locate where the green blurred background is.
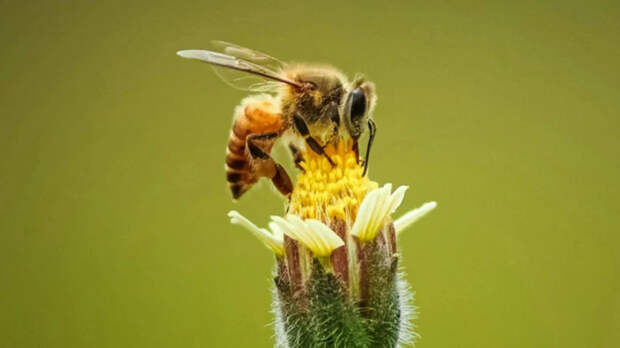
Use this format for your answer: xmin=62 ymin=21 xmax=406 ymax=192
xmin=2 ymin=1 xmax=619 ymax=347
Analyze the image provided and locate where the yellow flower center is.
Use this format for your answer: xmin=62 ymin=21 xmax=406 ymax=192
xmin=290 ymin=140 xmax=378 ymax=222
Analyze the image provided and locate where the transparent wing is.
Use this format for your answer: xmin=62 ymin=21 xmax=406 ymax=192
xmin=177 ymin=42 xmax=300 ymax=92
xmin=212 ymin=40 xmax=286 ymax=72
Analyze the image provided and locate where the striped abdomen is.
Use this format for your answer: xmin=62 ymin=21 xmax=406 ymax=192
xmin=225 ymin=95 xmax=284 ymax=199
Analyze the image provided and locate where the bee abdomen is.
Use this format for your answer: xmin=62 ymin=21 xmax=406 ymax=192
xmin=225 ymin=125 xmax=256 ymax=199
xmin=224 ymin=95 xmax=284 ymax=199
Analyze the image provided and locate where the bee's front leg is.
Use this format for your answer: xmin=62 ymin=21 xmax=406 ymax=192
xmin=246 ymin=132 xmax=293 ymax=197
xmin=292 ymin=113 xmax=335 ymax=167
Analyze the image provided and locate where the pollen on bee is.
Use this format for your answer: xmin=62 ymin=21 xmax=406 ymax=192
xmin=289 ymin=139 xmax=376 ymax=222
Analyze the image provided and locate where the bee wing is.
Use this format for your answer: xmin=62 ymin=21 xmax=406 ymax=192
xmin=212 ymin=40 xmax=285 ymax=72
xmin=177 ymin=43 xmax=301 ymax=92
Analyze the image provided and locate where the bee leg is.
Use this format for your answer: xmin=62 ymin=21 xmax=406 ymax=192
xmin=289 ymin=144 xmax=305 ymax=171
xmin=247 ymin=132 xmax=293 ymax=197
xmin=272 ymin=162 xmax=293 ymax=197
xmin=306 ymin=137 xmax=335 ymax=166
xmin=247 ymin=132 xmax=277 ymax=159
xmin=293 ymin=113 xmax=335 ymax=167
xmin=362 ymin=119 xmax=376 ymax=176
xmin=352 ymin=139 xmax=360 ymax=164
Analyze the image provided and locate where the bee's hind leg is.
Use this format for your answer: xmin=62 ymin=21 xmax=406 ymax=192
xmin=247 ymin=132 xmax=293 ymax=197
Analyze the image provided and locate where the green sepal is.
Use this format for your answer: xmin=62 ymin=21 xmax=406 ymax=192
xmin=362 ymin=241 xmax=401 ymax=347
xmin=273 ymin=241 xmax=406 ymax=348
xmin=276 ymin=259 xmax=370 ymax=348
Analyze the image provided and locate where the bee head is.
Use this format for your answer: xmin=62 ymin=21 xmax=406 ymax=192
xmin=282 ymin=66 xmax=376 ymax=143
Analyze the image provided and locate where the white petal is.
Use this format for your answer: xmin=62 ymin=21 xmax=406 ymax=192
xmin=352 ymin=184 xmax=419 ymax=242
xmin=272 ymin=215 xmax=343 ymax=257
xmin=286 ymin=215 xmax=318 ymax=252
xmin=388 ymin=186 xmax=409 ymax=214
xmin=289 ymin=215 xmax=318 ymax=245
xmin=228 ymin=210 xmax=284 ymax=255
xmin=268 ymin=221 xmax=284 ymax=240
xmin=350 ymin=187 xmax=379 ymax=240
xmin=394 ymin=201 xmax=437 ymax=235
xmin=306 ymin=219 xmax=345 ymax=255
xmin=271 ymin=215 xmax=297 ymax=241
xmin=368 ymin=184 xmax=393 ymax=238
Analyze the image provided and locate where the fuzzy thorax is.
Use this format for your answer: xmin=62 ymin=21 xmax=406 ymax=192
xmin=290 ymin=140 xmax=378 ymax=222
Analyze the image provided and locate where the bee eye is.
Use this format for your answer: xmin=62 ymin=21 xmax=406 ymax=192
xmin=349 ymin=87 xmax=367 ymax=121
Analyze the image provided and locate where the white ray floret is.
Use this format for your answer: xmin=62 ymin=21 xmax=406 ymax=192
xmin=351 ymin=184 xmax=410 ymax=242
xmin=394 ymin=201 xmax=437 ymax=235
xmin=351 ymin=184 xmax=437 ymax=242
xmin=271 ymin=215 xmax=344 ymax=257
xmin=228 ymin=210 xmax=284 ymax=255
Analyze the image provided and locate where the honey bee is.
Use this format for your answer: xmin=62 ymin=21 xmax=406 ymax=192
xmin=178 ymin=42 xmax=377 ymax=199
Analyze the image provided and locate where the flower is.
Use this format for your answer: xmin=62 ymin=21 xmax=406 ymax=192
xmin=228 ymin=139 xmax=436 ymax=348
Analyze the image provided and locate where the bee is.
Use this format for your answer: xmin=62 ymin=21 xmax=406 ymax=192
xmin=177 ymin=42 xmax=377 ymax=199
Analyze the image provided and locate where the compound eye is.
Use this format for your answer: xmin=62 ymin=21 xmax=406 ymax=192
xmin=349 ymin=87 xmax=367 ymax=121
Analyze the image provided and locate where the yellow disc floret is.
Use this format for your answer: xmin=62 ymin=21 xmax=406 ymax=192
xmin=290 ymin=140 xmax=378 ymax=222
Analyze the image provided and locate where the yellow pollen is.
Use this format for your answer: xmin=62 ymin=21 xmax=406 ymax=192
xmin=290 ymin=140 xmax=378 ymax=222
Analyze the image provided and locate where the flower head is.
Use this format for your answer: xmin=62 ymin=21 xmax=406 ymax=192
xmin=227 ymin=139 xmax=436 ymax=348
